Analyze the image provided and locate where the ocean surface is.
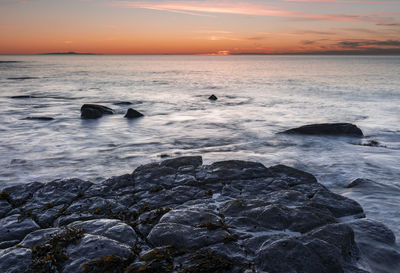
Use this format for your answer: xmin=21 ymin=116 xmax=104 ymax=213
xmin=0 ymin=55 xmax=399 ymax=241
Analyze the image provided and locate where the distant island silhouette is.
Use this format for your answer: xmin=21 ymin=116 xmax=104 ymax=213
xmin=41 ymin=52 xmax=99 ymax=55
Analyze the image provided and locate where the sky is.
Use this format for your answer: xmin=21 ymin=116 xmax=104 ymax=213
xmin=1 ymin=0 xmax=400 ymax=54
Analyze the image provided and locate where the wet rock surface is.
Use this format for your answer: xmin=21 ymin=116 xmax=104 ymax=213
xmin=0 ymin=156 xmax=398 ymax=272
xmin=124 ymin=108 xmax=144 ymax=119
xmin=281 ymin=123 xmax=364 ymax=137
xmin=208 ymin=94 xmax=218 ymax=100
xmin=80 ymin=104 xmax=114 ymax=119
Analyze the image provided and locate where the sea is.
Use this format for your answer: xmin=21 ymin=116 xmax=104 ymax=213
xmin=0 ymin=55 xmax=399 ymax=241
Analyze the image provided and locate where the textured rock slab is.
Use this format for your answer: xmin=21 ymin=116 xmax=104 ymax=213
xmin=0 ymin=247 xmax=32 ymax=273
xmin=148 ymin=222 xmax=229 ymax=249
xmin=67 ymin=219 xmax=138 ymax=245
xmin=19 ymin=228 xmax=62 ymax=248
xmin=63 ymin=234 xmax=131 ymax=273
xmin=0 ymin=214 xmax=40 ymax=243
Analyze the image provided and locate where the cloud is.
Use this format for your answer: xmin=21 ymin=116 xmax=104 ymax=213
xmin=194 ymin=35 xmax=265 ymax=41
xmin=376 ymin=23 xmax=400 ymax=26
xmin=337 ymin=39 xmax=400 ymax=48
xmin=286 ymin=0 xmax=393 ymax=3
xmin=111 ymin=1 xmax=364 ymax=21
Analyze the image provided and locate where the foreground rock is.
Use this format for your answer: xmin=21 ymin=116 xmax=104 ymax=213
xmin=281 ymin=123 xmax=363 ymax=137
xmin=80 ymin=104 xmax=114 ymax=119
xmin=0 ymin=157 xmax=397 ymax=273
xmin=124 ymin=108 xmax=144 ymax=119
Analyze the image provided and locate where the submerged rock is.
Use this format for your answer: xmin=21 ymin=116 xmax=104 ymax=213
xmin=113 ymin=101 xmax=132 ymax=106
xmin=10 ymin=95 xmax=37 ymax=99
xmin=281 ymin=123 xmax=363 ymax=137
xmin=0 ymin=156 xmax=398 ymax=273
xmin=124 ymin=108 xmax=144 ymax=119
xmin=208 ymin=94 xmax=218 ymax=100
xmin=80 ymin=104 xmax=114 ymax=119
xmin=23 ymin=116 xmax=54 ymax=121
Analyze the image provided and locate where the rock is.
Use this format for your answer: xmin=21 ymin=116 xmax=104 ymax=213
xmin=63 ymin=234 xmax=132 ymax=273
xmin=208 ymin=94 xmax=218 ymax=100
xmin=80 ymin=104 xmax=114 ymax=119
xmin=67 ymin=219 xmax=138 ymax=245
xmin=255 ymin=238 xmax=329 ymax=273
xmin=23 ymin=116 xmax=54 ymax=121
xmin=0 ymin=156 xmax=397 ymax=273
xmin=349 ymin=219 xmax=400 ymax=273
xmin=0 ymin=247 xmax=32 ymax=273
xmin=113 ymin=101 xmax=132 ymax=105
xmin=160 ymin=156 xmax=202 ymax=169
xmin=22 ymin=178 xmax=92 ymax=211
xmin=19 ymin=228 xmax=62 ymax=248
xmin=304 ymin=223 xmax=356 ymax=259
xmin=10 ymin=95 xmax=36 ymax=99
xmin=124 ymin=108 xmax=144 ymax=118
xmin=1 ymin=182 xmax=44 ymax=207
xmin=310 ymin=188 xmax=364 ymax=218
xmin=147 ymin=222 xmax=229 ymax=250
xmin=349 ymin=219 xmax=396 ymax=245
xmin=0 ymin=200 xmax=12 ymax=218
xmin=0 ymin=214 xmax=40 ymax=243
xmin=361 ymin=139 xmax=381 ymax=147
xmin=281 ymin=123 xmax=363 ymax=137
xmin=196 ymin=160 xmax=271 ymax=182
xmin=7 ymin=77 xmax=38 ymax=80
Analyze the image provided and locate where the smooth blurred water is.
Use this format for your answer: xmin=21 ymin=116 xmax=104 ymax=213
xmin=0 ymin=55 xmax=399 ymax=238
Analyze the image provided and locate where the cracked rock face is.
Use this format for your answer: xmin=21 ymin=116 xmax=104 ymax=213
xmin=0 ymin=156 xmax=398 ymax=273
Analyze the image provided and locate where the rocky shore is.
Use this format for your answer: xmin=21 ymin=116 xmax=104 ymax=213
xmin=0 ymin=156 xmax=399 ymax=273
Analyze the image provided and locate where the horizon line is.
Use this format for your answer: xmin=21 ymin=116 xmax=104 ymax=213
xmin=1 ymin=53 xmax=400 ymax=56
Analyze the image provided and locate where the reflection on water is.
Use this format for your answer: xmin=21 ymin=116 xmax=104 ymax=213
xmin=0 ymin=55 xmax=400 ymax=240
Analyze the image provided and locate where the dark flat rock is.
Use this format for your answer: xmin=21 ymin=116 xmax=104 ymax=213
xmin=10 ymin=95 xmax=37 ymax=99
xmin=113 ymin=101 xmax=133 ymax=106
xmin=23 ymin=116 xmax=54 ymax=121
xmin=281 ymin=123 xmax=363 ymax=137
xmin=7 ymin=77 xmax=38 ymax=80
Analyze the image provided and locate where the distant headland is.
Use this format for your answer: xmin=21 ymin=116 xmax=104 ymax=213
xmin=41 ymin=52 xmax=100 ymax=55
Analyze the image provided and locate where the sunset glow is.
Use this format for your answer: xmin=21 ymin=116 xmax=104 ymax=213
xmin=1 ymin=0 xmax=400 ymax=54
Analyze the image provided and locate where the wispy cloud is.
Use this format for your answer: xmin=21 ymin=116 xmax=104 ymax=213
xmin=111 ymin=1 xmax=364 ymax=21
xmin=337 ymin=39 xmax=400 ymax=48
xmin=286 ymin=0 xmax=394 ymax=3
xmin=194 ymin=35 xmax=265 ymax=41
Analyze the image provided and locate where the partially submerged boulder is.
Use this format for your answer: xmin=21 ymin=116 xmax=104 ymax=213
xmin=208 ymin=94 xmax=218 ymax=100
xmin=80 ymin=104 xmax=114 ymax=119
xmin=281 ymin=123 xmax=363 ymax=137
xmin=124 ymin=108 xmax=144 ymax=119
xmin=0 ymin=156 xmax=397 ymax=273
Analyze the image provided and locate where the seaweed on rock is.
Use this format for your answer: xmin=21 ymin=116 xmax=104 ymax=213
xmin=27 ymin=226 xmax=84 ymax=273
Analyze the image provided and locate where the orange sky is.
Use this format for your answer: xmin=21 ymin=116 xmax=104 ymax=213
xmin=1 ymin=0 xmax=400 ymax=54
